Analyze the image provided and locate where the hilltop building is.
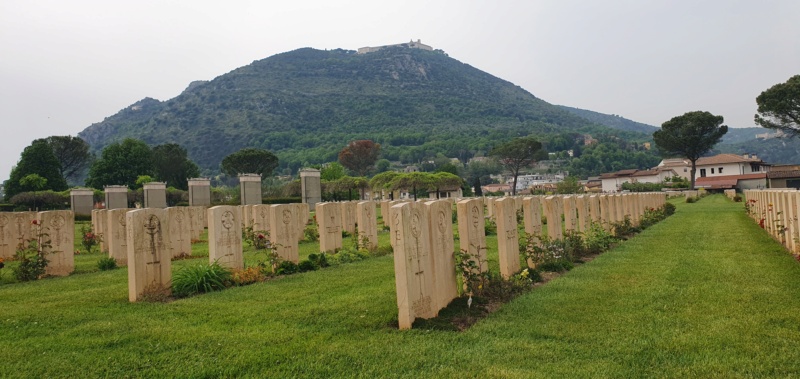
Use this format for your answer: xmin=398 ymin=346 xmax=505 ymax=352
xmin=357 ymin=39 xmax=433 ymax=54
xmin=656 ymin=153 xmax=771 ymax=190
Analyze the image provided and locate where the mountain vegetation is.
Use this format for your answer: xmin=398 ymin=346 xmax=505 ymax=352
xmin=558 ymin=106 xmax=659 ymax=134
xmin=77 ymin=47 xmax=652 ymax=177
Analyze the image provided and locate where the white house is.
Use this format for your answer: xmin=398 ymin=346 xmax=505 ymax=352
xmin=656 ymin=153 xmax=770 ymax=190
xmin=599 ymin=168 xmax=677 ymax=193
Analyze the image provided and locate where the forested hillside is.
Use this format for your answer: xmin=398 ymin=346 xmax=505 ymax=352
xmin=78 ymin=47 xmax=651 ymax=175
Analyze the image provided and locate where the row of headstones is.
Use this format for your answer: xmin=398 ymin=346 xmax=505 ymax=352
xmin=389 ymin=193 xmax=667 ymax=329
xmin=743 ymin=189 xmax=800 ymax=254
xmin=123 ymin=202 xmax=382 ymax=302
xmin=724 ymin=189 xmax=737 ymax=199
xmin=0 ymin=210 xmax=75 ymax=275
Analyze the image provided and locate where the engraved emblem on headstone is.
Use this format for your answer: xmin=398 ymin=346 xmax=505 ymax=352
xmin=282 ymin=209 xmax=292 ymax=224
xmin=143 ymin=214 xmax=162 ymax=285
xmin=50 ymin=214 xmax=66 ymax=245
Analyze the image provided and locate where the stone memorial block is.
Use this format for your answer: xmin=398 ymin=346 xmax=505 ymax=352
xmin=391 ymin=202 xmax=435 ymax=330
xmin=357 ymin=201 xmax=378 ymax=250
xmin=514 ymin=196 xmax=523 ymax=211
xmin=485 ymin=197 xmax=496 ymax=219
xmin=242 ymin=205 xmax=256 ymax=229
xmin=575 ymin=195 xmax=590 ymax=232
xmin=207 ymin=206 xmax=243 ymax=270
xmin=562 ymin=196 xmax=578 ymax=232
xmin=598 ymin=195 xmax=612 ymax=230
xmin=522 ymin=196 xmax=543 ymax=244
xmin=269 ymin=204 xmax=299 ymax=263
xmin=300 ymin=168 xmax=322 ymax=211
xmin=95 ymin=210 xmax=108 ymax=253
xmin=167 ymin=207 xmax=192 ymax=258
xmin=143 ymin=182 xmax=167 ymax=209
xmin=104 ymin=185 xmax=128 ymax=210
xmin=615 ymin=195 xmax=626 ymax=223
xmin=252 ymin=204 xmax=271 ymax=233
xmin=589 ymin=195 xmax=600 ymax=225
xmin=543 ymin=196 xmax=563 ymax=240
xmin=187 ymin=178 xmax=211 ymax=206
xmin=126 ymin=208 xmax=171 ymax=302
xmin=107 ymin=208 xmax=132 ymax=265
xmin=380 ymin=201 xmax=390 ymax=225
xmin=388 ymin=200 xmax=409 ymax=247
xmin=316 ymin=202 xmax=343 ymax=253
xmin=295 ymin=203 xmax=310 ymax=241
xmin=425 ymin=199 xmax=458 ymax=311
xmin=12 ymin=212 xmax=36 ymax=249
xmin=39 ymin=210 xmax=74 ymax=277
xmin=188 ymin=206 xmax=206 ymax=240
xmin=341 ymin=201 xmax=357 ymax=235
xmin=70 ymin=188 xmax=94 ymax=217
xmin=239 ymin=174 xmax=262 ymax=205
xmin=0 ymin=213 xmax=15 ymax=259
xmin=456 ymin=198 xmax=488 ymax=272
xmin=495 ymin=198 xmax=521 ymax=279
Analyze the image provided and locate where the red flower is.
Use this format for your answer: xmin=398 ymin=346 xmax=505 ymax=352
xmin=257 ymin=234 xmax=265 ymax=240
xmin=31 ymin=219 xmax=39 ymax=225
xmin=759 ymin=218 xmax=765 ymax=228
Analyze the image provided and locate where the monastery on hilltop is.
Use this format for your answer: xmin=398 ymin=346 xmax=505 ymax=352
xmin=357 ymin=39 xmax=433 ymax=54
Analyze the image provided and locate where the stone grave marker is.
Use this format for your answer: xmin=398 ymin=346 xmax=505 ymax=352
xmin=575 ymin=195 xmax=590 ymax=232
xmin=0 ymin=213 xmax=14 ymax=259
xmin=70 ymin=188 xmax=94 ymax=217
xmin=239 ymin=174 xmax=262 ymax=205
xmin=300 ymin=168 xmax=322 ymax=211
xmin=252 ymin=204 xmax=271 ymax=234
xmin=126 ymin=208 xmax=171 ymax=302
xmin=522 ymin=196 xmax=543 ymax=265
xmin=357 ymin=201 xmax=378 ymax=250
xmin=543 ymin=196 xmax=563 ymax=240
xmin=456 ymin=198 xmax=488 ymax=272
xmin=425 ymin=199 xmax=458 ymax=310
xmin=391 ymin=202 xmax=435 ymax=330
xmin=316 ymin=202 xmax=343 ymax=253
xmin=187 ymin=178 xmax=211 ymax=206
xmin=495 ymin=197 xmax=521 ymax=279
xmin=269 ymin=204 xmax=299 ymax=263
xmin=589 ymin=195 xmax=600 ymax=225
xmin=104 ymin=185 xmax=128 ymax=210
xmin=341 ymin=201 xmax=357 ymax=235
xmin=167 ymin=207 xmax=192 ymax=258
xmin=39 ymin=210 xmax=74 ymax=276
xmin=563 ymin=196 xmax=578 ymax=232
xmin=295 ymin=203 xmax=310 ymax=241
xmin=107 ymin=208 xmax=132 ymax=265
xmin=207 ymin=206 xmax=243 ymax=269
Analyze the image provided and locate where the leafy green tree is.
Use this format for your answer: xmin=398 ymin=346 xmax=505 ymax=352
xmin=43 ymin=135 xmax=92 ymax=184
xmin=430 ymin=172 xmax=463 ymax=199
xmin=490 ymin=137 xmax=545 ymax=196
xmin=334 ymin=176 xmax=369 ymax=201
xmin=653 ymin=111 xmax=727 ymax=189
xmin=86 ymin=138 xmax=154 ymax=189
xmin=375 ymin=159 xmax=392 ymax=173
xmin=338 ymin=140 xmax=381 ymax=177
xmin=755 ymin=75 xmax=800 ymax=135
xmin=5 ymin=139 xmax=68 ymax=201
xmin=152 ymin=143 xmax=200 ymax=190
xmin=220 ymin=148 xmax=279 ymax=178
xmin=369 ymin=171 xmax=400 ymax=199
xmin=389 ymin=172 xmax=434 ymax=201
xmin=320 ymin=162 xmax=346 ymax=181
xmin=555 ymin=176 xmax=583 ymax=194
xmin=19 ymin=174 xmax=47 ymax=210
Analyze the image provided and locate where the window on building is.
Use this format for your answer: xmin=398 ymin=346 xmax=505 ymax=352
xmin=751 ymin=164 xmax=761 ymax=172
xmin=700 ymin=169 xmax=707 ymax=177
xmin=711 ymin=168 xmax=715 ymax=174
xmin=684 ymin=168 xmax=688 ymax=172
xmin=719 ymin=167 xmax=723 ymax=174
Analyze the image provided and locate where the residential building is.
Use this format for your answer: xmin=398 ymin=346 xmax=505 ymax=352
xmin=656 ymin=153 xmax=770 ymax=190
xmin=599 ymin=168 xmax=677 ymax=193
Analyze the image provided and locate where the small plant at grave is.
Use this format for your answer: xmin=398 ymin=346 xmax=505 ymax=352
xmin=297 ymin=259 xmax=319 ymax=272
xmin=522 ymin=233 xmax=574 ymax=272
xmin=13 ymin=220 xmax=51 ymax=282
xmin=733 ymin=195 xmax=743 ymax=202
xmin=484 ymin=218 xmax=497 ymax=236
xmin=371 ymin=244 xmax=394 ymax=257
xmin=172 ymin=261 xmax=232 ymax=298
xmin=80 ymin=224 xmax=102 ymax=254
xmin=307 ymin=253 xmax=330 ymax=268
xmin=264 ymin=244 xmax=284 ymax=274
xmin=304 ymin=224 xmax=319 ymax=242
xmin=328 ymin=248 xmax=370 ymax=265
xmin=745 ymin=199 xmax=757 ymax=215
xmin=686 ymin=196 xmax=697 ymax=203
xmin=454 ymin=249 xmax=489 ymax=299
xmin=610 ymin=216 xmax=639 ymax=238
xmin=242 ymin=225 xmax=270 ymax=250
xmin=0 ymin=257 xmax=5 ymax=281
xmin=663 ymin=202 xmax=676 ymax=216
xmin=231 ymin=266 xmax=265 ymax=286
xmin=516 ymin=209 xmax=524 ymax=225
xmin=275 ymin=260 xmax=299 ymax=275
xmin=97 ymin=257 xmax=117 ymax=271
xmin=584 ymin=222 xmax=617 ymax=255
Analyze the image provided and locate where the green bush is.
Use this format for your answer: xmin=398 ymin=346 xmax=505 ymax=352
xmin=537 ymin=260 xmax=574 ymax=272
xmin=262 ymin=197 xmax=301 ymax=205
xmin=297 ymin=259 xmax=319 ymax=272
xmin=275 ymin=261 xmax=299 ymax=275
xmin=686 ymin=197 xmax=697 ymax=203
xmin=307 ymin=253 xmax=330 ymax=268
xmin=97 ymin=257 xmax=117 ymax=271
xmin=584 ymin=222 xmax=617 ymax=255
xmin=0 ymin=204 xmax=15 ymax=212
xmin=172 ymin=262 xmax=232 ymax=298
xmin=663 ymin=202 xmax=676 ymax=216
xmin=484 ymin=218 xmax=497 ymax=235
xmin=13 ymin=238 xmax=50 ymax=282
xmin=733 ymin=195 xmax=743 ymax=202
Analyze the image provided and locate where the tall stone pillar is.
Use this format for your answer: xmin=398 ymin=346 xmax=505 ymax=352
xmin=104 ymin=185 xmax=129 ymax=210
xmin=143 ymin=182 xmax=167 ymax=208
xmin=70 ymin=188 xmax=94 ymax=216
xmin=187 ymin=178 xmax=211 ymax=206
xmin=299 ymin=168 xmax=322 ymax=211
xmin=239 ymin=174 xmax=262 ymax=205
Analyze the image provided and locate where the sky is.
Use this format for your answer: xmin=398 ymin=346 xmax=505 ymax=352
xmin=1 ymin=0 xmax=798 ymax=181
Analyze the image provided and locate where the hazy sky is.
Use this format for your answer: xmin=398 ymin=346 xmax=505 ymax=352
xmin=1 ymin=0 xmax=798 ymax=180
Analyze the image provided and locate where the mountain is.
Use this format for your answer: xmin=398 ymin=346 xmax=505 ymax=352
xmin=79 ymin=46 xmax=650 ymax=175
xmin=557 ymin=106 xmax=659 ymax=134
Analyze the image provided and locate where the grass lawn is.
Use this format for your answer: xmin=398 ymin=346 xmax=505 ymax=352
xmin=1 ymin=195 xmax=800 ymax=378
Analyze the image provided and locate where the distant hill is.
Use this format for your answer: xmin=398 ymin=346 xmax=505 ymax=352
xmin=717 ymin=127 xmax=766 ymax=145
xmin=78 ymin=46 xmax=650 ymax=175
xmin=557 ymin=106 xmax=659 ymax=135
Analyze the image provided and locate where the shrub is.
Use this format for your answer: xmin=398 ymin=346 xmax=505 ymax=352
xmin=304 ymin=225 xmax=319 ymax=242
xmin=297 ymin=259 xmax=319 ymax=272
xmin=13 ymin=223 xmax=50 ymax=281
xmin=97 ymin=257 xmax=117 ymax=271
xmin=733 ymin=195 xmax=743 ymax=202
xmin=307 ymin=253 xmax=330 ymax=268
xmin=686 ymin=196 xmax=697 ymax=203
xmin=611 ymin=216 xmax=639 ymax=238
xmin=9 ymin=190 xmax=70 ymax=211
xmin=80 ymin=224 xmax=102 ymax=254
xmin=242 ymin=226 xmax=269 ymax=250
xmin=538 ymin=260 xmax=574 ymax=272
xmin=484 ymin=218 xmax=497 ymax=236
xmin=172 ymin=262 xmax=232 ymax=298
xmin=584 ymin=222 xmax=617 ymax=255
xmin=231 ymin=266 xmax=264 ymax=286
xmin=275 ymin=261 xmax=299 ymax=275
xmin=663 ymin=202 xmax=676 ymax=216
